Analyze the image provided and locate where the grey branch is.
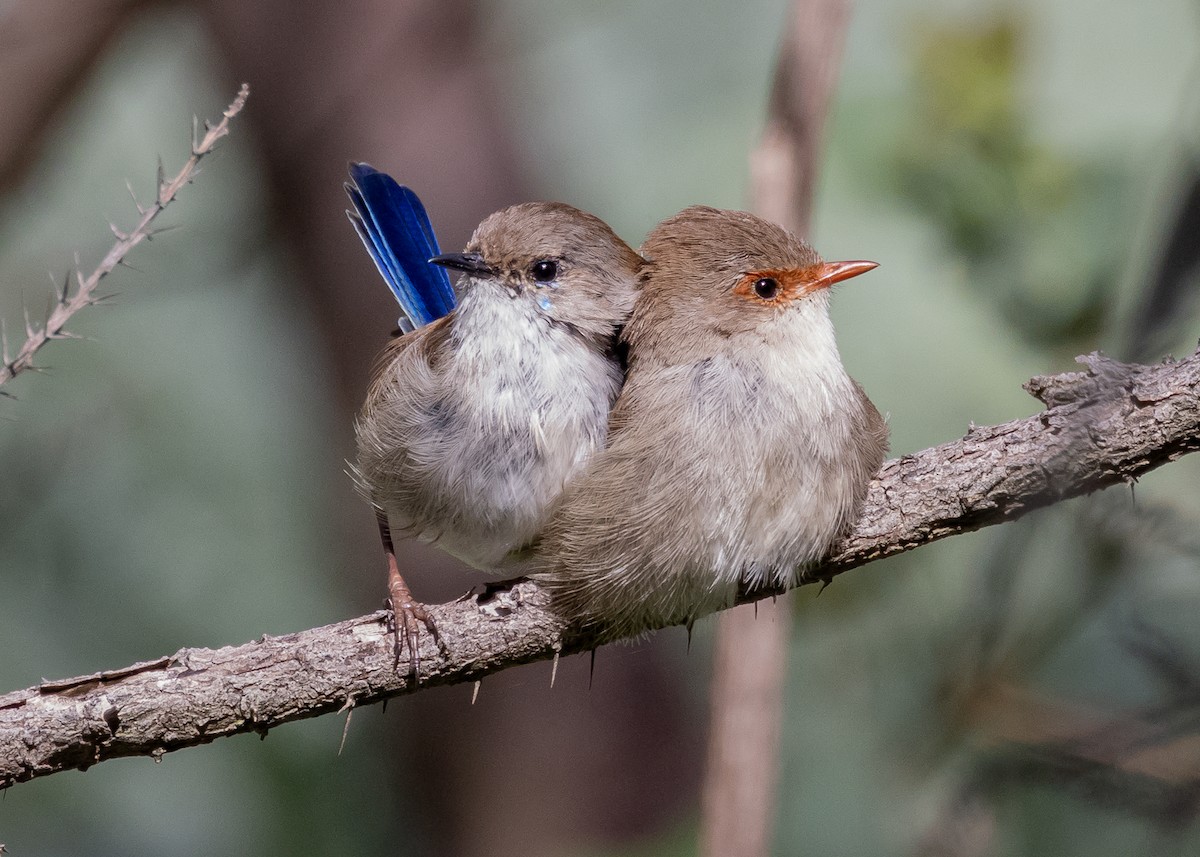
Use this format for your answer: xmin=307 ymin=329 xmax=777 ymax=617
xmin=0 ymin=84 xmax=250 ymax=391
xmin=2 ymin=347 xmax=1199 ymax=789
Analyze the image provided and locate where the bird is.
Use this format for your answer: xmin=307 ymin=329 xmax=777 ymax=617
xmin=345 ymin=162 xmax=642 ymax=671
xmin=532 ymin=205 xmax=888 ymax=640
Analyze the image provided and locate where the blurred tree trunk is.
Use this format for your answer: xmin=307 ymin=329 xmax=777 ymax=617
xmin=699 ymin=2 xmax=854 ymax=855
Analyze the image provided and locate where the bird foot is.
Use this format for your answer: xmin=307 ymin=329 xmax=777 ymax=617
xmin=386 ymin=563 xmax=440 ymax=678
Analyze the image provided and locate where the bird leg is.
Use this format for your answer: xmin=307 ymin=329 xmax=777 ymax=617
xmin=376 ymin=512 xmax=439 ymax=676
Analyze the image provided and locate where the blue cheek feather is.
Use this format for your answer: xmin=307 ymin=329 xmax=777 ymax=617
xmin=537 ymin=294 xmax=554 ymax=311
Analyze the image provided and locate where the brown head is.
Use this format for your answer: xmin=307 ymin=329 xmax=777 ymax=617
xmin=430 ymin=202 xmax=643 ymax=343
xmin=625 ymin=206 xmax=876 ymax=364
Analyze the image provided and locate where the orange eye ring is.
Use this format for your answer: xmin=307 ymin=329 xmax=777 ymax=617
xmin=734 ymin=268 xmax=800 ymax=303
xmin=734 ymin=261 xmax=877 ymax=304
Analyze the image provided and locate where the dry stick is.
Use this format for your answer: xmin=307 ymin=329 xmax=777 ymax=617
xmin=699 ymin=3 xmax=853 ymax=856
xmin=0 ymin=84 xmax=250 ymax=391
xmin=2 ymin=345 xmax=1198 ymax=789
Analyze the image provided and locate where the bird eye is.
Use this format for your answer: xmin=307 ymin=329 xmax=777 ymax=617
xmin=530 ymin=260 xmax=558 ymax=282
xmin=753 ymin=277 xmax=779 ymax=300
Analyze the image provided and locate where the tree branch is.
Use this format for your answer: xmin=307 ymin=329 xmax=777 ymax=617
xmin=0 ymin=84 xmax=250 ymax=392
xmin=2 ymin=347 xmax=1198 ymax=789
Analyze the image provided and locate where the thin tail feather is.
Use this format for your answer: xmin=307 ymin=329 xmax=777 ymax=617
xmin=345 ymin=163 xmax=456 ymax=330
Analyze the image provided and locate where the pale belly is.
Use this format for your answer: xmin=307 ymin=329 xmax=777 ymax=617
xmin=358 ymin=311 xmax=620 ymax=570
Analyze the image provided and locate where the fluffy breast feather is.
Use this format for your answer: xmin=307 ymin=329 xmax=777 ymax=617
xmin=534 ymin=306 xmax=887 ymax=637
xmin=355 ymin=296 xmax=621 ymax=569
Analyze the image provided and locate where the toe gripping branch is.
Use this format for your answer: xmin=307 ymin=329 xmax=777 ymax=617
xmin=376 ymin=513 xmax=440 ymax=676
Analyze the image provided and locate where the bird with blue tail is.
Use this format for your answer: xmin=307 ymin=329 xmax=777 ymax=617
xmin=345 ymin=163 xmax=642 ymax=675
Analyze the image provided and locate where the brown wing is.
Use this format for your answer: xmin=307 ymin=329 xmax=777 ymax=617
xmin=367 ymin=314 xmax=454 ymax=388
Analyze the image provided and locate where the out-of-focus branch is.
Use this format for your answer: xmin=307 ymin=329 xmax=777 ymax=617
xmin=3 ymin=345 xmax=1198 ymax=789
xmin=918 ymin=679 xmax=1200 ymax=854
xmin=750 ymin=0 xmax=852 ymax=235
xmin=0 ymin=84 xmax=249 ymax=392
xmin=701 ymin=2 xmax=854 ymax=856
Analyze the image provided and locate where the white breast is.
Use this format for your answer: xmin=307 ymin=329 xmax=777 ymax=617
xmin=359 ymin=291 xmax=621 ymax=569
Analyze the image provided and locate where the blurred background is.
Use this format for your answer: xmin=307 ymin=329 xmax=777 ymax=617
xmin=1 ymin=0 xmax=1199 ymax=854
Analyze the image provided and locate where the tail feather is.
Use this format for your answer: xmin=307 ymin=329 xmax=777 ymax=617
xmin=345 ymin=163 xmax=456 ymax=330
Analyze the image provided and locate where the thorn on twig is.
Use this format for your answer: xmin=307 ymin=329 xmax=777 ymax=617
xmin=109 ymin=222 xmax=128 ymax=241
xmin=337 ymin=694 xmax=356 ymax=756
xmin=85 ymin=292 xmax=117 ymax=308
xmin=145 ymin=224 xmax=181 ymax=241
xmin=126 ymin=179 xmax=147 ymax=214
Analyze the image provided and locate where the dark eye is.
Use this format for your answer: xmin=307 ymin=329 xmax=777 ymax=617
xmin=530 ymin=260 xmax=558 ymax=282
xmin=753 ymin=277 xmax=779 ymax=299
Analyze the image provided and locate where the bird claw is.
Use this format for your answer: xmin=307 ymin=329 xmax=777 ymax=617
xmin=376 ymin=512 xmax=442 ymax=678
xmin=386 ymin=585 xmax=439 ymax=678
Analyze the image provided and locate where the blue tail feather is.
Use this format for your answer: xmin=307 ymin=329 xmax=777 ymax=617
xmin=345 ymin=163 xmax=456 ymax=330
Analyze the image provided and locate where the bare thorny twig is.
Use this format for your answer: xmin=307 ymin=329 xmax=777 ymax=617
xmin=0 ymin=83 xmax=250 ymax=394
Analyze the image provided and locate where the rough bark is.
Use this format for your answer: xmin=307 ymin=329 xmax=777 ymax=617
xmin=2 ymin=347 xmax=1198 ymax=789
